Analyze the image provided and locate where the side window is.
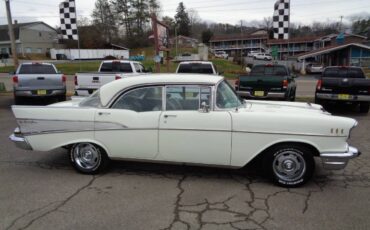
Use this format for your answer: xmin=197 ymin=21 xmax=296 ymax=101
xmin=166 ymin=86 xmax=212 ymax=111
xmin=112 ymin=86 xmax=163 ymax=112
xmin=133 ymin=63 xmax=143 ymax=73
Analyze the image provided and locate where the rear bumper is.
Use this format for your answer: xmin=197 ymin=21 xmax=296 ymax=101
xmin=320 ymin=146 xmax=361 ymax=170
xmin=9 ymin=133 xmax=32 ymax=150
xmin=316 ymin=93 xmax=370 ymax=102
xmin=75 ymin=88 xmax=96 ymax=96
xmin=14 ymin=89 xmax=66 ymax=97
xmin=237 ymin=91 xmax=286 ymax=99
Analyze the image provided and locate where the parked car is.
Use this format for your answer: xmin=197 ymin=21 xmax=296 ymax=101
xmin=254 ymin=53 xmax=273 ymax=61
xmin=306 ymin=63 xmax=324 ymax=74
xmin=75 ymin=60 xmax=148 ymax=96
xmin=176 ymin=61 xmax=219 ymax=75
xmin=12 ymin=62 xmax=66 ymax=104
xmin=10 ymin=74 xmax=360 ymax=187
xmin=315 ymin=66 xmax=370 ymax=113
xmin=247 ymin=51 xmax=260 ymax=57
xmin=214 ymin=51 xmax=228 ymax=59
xmin=236 ymin=64 xmax=297 ymax=101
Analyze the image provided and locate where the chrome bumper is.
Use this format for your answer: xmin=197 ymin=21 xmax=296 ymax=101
xmin=316 ymin=93 xmax=370 ymax=102
xmin=237 ymin=91 xmax=285 ymax=99
xmin=320 ymin=146 xmax=361 ymax=170
xmin=9 ymin=133 xmax=33 ymax=150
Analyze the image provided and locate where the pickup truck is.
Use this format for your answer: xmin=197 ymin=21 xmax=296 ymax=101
xmin=12 ymin=62 xmax=66 ymax=104
xmin=235 ymin=64 xmax=297 ymax=101
xmin=176 ymin=61 xmax=219 ymax=75
xmin=315 ymin=66 xmax=370 ymax=113
xmin=75 ymin=60 xmax=148 ymax=96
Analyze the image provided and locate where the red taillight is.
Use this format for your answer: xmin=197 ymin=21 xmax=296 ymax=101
xmin=74 ymin=75 xmax=78 ymax=86
xmin=316 ymin=79 xmax=322 ymax=90
xmin=283 ymin=79 xmax=288 ymax=89
xmin=115 ymin=75 xmax=122 ymax=80
xmin=235 ymin=78 xmax=240 ymax=89
xmin=13 ymin=75 xmax=18 ymax=85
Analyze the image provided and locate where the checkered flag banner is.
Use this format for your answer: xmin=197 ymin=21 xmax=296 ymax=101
xmin=59 ymin=0 xmax=78 ymax=40
xmin=272 ymin=0 xmax=290 ymax=40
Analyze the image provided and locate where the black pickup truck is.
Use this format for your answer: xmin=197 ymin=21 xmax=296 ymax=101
xmin=235 ymin=64 xmax=297 ymax=101
xmin=315 ymin=66 xmax=370 ymax=113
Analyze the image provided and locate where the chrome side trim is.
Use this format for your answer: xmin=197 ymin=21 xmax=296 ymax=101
xmin=320 ymin=146 xmax=361 ymax=170
xmin=9 ymin=134 xmax=33 ymax=150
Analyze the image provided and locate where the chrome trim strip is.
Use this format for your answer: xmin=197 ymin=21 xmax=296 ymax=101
xmin=320 ymin=146 xmax=360 ymax=170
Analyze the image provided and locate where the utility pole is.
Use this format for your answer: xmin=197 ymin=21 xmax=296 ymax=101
xmin=339 ymin=15 xmax=344 ymax=32
xmin=5 ymin=0 xmax=19 ymax=68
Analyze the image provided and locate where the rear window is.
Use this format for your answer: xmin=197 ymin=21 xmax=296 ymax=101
xmin=100 ymin=62 xmax=133 ymax=73
xmin=177 ymin=63 xmax=214 ymax=74
xmin=250 ymin=66 xmax=288 ymax=76
xmin=323 ymin=68 xmax=365 ymax=78
xmin=18 ymin=64 xmax=56 ymax=74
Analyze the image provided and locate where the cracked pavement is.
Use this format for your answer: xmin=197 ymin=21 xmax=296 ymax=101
xmin=1 ymin=94 xmax=370 ymax=230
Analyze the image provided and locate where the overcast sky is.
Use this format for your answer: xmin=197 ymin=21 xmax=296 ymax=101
xmin=0 ymin=0 xmax=369 ymax=28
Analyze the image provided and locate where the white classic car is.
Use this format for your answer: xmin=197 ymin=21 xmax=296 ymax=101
xmin=10 ymin=74 xmax=361 ymax=187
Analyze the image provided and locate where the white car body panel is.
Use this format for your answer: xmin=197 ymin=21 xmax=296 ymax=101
xmin=157 ymin=111 xmax=232 ymax=165
xmin=10 ymin=74 xmax=358 ymax=170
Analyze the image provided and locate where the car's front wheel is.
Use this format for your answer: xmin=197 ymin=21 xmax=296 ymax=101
xmin=263 ymin=144 xmax=315 ymax=187
xmin=69 ymin=143 xmax=110 ymax=174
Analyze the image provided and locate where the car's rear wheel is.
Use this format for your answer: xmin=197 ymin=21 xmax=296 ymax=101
xmin=69 ymin=143 xmax=110 ymax=174
xmin=263 ymin=144 xmax=315 ymax=187
xmin=359 ymin=102 xmax=369 ymax=113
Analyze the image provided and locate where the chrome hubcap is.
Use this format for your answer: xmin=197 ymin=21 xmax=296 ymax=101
xmin=73 ymin=143 xmax=101 ymax=170
xmin=273 ymin=150 xmax=306 ymax=182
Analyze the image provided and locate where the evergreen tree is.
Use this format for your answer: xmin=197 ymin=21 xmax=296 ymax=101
xmin=174 ymin=2 xmax=191 ymax=36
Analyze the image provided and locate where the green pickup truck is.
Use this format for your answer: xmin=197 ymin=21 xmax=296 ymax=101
xmin=235 ymin=64 xmax=297 ymax=101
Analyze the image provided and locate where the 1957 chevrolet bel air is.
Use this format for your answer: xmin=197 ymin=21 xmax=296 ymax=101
xmin=10 ymin=74 xmax=361 ymax=187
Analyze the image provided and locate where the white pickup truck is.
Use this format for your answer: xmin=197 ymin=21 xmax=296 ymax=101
xmin=74 ymin=60 xmax=148 ymax=96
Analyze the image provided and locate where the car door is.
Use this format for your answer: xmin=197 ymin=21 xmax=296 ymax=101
xmin=157 ymin=85 xmax=232 ymax=166
xmin=94 ymin=86 xmax=163 ymax=159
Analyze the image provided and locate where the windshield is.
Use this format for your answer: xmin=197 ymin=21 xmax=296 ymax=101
xmin=18 ymin=64 xmax=57 ymax=74
xmin=216 ymin=81 xmax=242 ymax=109
xmin=79 ymin=91 xmax=101 ymax=107
xmin=323 ymin=68 xmax=365 ymax=78
xmin=250 ymin=66 xmax=288 ymax=76
xmin=177 ymin=63 xmax=214 ymax=74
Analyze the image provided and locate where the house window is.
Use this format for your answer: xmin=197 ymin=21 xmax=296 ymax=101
xmin=37 ymin=48 xmax=42 ymax=53
xmin=25 ymin=47 xmax=32 ymax=53
xmin=39 ymin=32 xmax=42 ymax=37
xmin=1 ymin=48 xmax=7 ymax=54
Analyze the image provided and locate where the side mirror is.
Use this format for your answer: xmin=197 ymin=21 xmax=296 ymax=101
xmin=245 ymin=67 xmax=251 ymax=74
xmin=218 ymin=71 xmax=224 ymax=76
xmin=291 ymin=74 xmax=298 ymax=79
xmin=200 ymin=101 xmax=210 ymax=113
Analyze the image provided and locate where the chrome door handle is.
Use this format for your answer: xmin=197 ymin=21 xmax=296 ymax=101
xmin=98 ymin=112 xmax=111 ymax=116
xmin=164 ymin=114 xmax=177 ymax=118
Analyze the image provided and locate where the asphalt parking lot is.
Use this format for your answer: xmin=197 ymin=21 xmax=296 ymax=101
xmin=1 ymin=83 xmax=370 ymax=229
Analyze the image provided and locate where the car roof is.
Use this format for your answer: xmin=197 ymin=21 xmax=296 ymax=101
xmin=21 ymin=62 xmax=53 ymax=65
xmin=101 ymin=60 xmax=140 ymax=64
xmin=179 ymin=61 xmax=213 ymax=64
xmin=99 ymin=73 xmax=223 ymax=107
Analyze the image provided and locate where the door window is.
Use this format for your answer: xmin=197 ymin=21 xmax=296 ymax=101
xmin=166 ymin=86 xmax=212 ymax=111
xmin=112 ymin=86 xmax=163 ymax=112
xmin=216 ymin=81 xmax=242 ymax=109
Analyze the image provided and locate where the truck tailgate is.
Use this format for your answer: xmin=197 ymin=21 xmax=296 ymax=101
xmin=239 ymin=76 xmax=285 ymax=89
xmin=17 ymin=74 xmax=65 ymax=89
xmin=322 ymin=78 xmax=370 ymax=94
xmin=76 ymin=73 xmax=118 ymax=89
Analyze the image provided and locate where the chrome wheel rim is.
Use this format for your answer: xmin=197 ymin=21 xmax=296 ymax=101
xmin=272 ymin=150 xmax=306 ymax=182
xmin=73 ymin=143 xmax=101 ymax=170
